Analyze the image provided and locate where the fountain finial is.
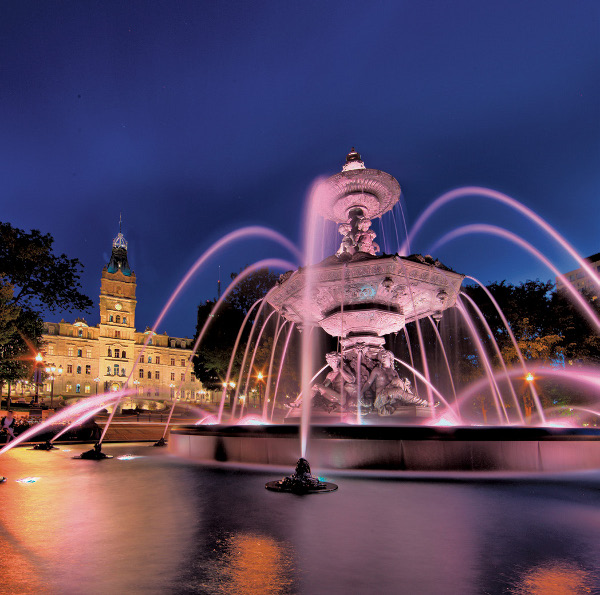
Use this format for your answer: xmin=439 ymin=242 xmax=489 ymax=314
xmin=343 ymin=148 xmax=365 ymax=172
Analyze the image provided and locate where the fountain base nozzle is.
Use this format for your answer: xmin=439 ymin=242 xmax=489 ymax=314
xmin=265 ymin=458 xmax=338 ymax=494
xmin=153 ymin=437 xmax=167 ymax=447
xmin=33 ymin=440 xmax=58 ymax=450
xmin=78 ymin=443 xmax=112 ymax=460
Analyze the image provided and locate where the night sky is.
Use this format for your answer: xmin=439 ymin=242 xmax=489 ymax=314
xmin=2 ymin=1 xmax=599 ymax=338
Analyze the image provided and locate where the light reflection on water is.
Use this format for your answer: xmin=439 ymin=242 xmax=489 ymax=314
xmin=0 ymin=444 xmax=599 ymax=594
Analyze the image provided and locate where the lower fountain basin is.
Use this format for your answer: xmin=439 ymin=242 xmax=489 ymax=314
xmin=169 ymin=424 xmax=600 ymax=473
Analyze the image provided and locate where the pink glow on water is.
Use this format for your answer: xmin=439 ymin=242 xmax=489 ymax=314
xmin=428 ymin=415 xmax=459 ymax=427
xmin=237 ymin=415 xmax=267 ymax=426
xmin=195 ymin=415 xmax=219 ymax=425
xmin=402 ymin=186 xmax=600 ymax=292
xmin=431 ymin=224 xmax=600 ymax=335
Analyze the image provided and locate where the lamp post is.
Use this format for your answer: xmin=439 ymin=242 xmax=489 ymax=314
xmin=524 ymin=372 xmax=535 ymax=423
xmin=94 ymin=377 xmax=100 ymax=395
xmin=45 ymin=364 xmax=62 ymax=409
xmin=34 ymin=353 xmax=43 ymax=404
xmin=257 ymin=372 xmax=264 ymax=409
xmin=169 ymin=383 xmax=175 ymax=400
xmin=133 ymin=379 xmax=139 ymax=396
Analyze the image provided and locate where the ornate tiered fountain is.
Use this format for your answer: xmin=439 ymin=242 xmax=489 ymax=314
xmin=268 ymin=149 xmax=464 ymax=418
xmin=168 ymin=150 xmax=600 ymax=474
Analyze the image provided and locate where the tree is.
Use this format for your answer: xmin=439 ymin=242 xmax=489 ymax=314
xmin=192 ymin=268 xmax=300 ymax=404
xmin=0 ymin=222 xmax=93 ymax=390
xmin=0 ymin=222 xmax=93 ymax=314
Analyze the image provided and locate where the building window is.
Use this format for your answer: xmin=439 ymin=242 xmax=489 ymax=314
xmin=155 ymin=371 xmax=160 ymax=380
xmin=116 ymin=315 xmax=121 ymax=324
xmin=48 ymin=327 xmax=54 ymax=335
xmin=109 ymin=314 xmax=114 ymax=322
xmin=76 ymin=384 xmax=81 ymax=394
xmin=85 ymin=365 xmax=91 ymax=375
xmin=139 ymin=368 xmax=144 ymax=379
xmin=170 ymin=372 xmax=175 ymax=381
xmin=147 ymin=389 xmax=151 ymax=397
xmin=67 ymin=364 xmax=73 ymax=374
xmin=48 ymin=345 xmax=55 ymax=355
xmin=66 ymin=383 xmax=72 ymax=392
xmin=107 ymin=366 xmax=111 ymax=375
xmin=78 ymin=329 xmax=83 ymax=337
xmin=140 ymin=355 xmax=144 ymax=364
xmin=170 ymin=358 xmax=175 ymax=366
xmin=115 ymin=349 xmax=120 ymax=358
xmin=147 ymin=371 xmax=151 ymax=379
xmin=87 ymin=331 xmax=92 ymax=339
xmin=108 ymin=348 xmax=112 ymax=357
xmin=181 ymin=373 xmax=185 ymax=382
xmin=76 ymin=366 xmax=81 ymax=374
xmin=181 ymin=359 xmax=185 ymax=367
xmin=77 ymin=349 xmax=82 ymax=357
xmin=121 ymin=368 xmax=125 ymax=376
xmin=156 ymin=356 xmax=160 ymax=365
xmin=123 ymin=316 xmax=127 ymax=324
xmin=113 ymin=364 xmax=119 ymax=376
xmin=191 ymin=373 xmax=195 ymax=381
xmin=86 ymin=349 xmax=92 ymax=358
xmin=148 ymin=339 xmax=152 ymax=346
xmin=181 ymin=341 xmax=186 ymax=348
xmin=148 ymin=356 xmax=152 ymax=364
xmin=115 ymin=330 xmax=121 ymax=338
xmin=84 ymin=384 xmax=91 ymax=394
xmin=122 ymin=351 xmax=126 ymax=359
xmin=68 ymin=347 xmax=74 ymax=357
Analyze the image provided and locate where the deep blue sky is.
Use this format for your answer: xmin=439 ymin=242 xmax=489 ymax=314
xmin=2 ymin=1 xmax=599 ymax=338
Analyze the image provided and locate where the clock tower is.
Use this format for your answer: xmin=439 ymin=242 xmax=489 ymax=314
xmin=98 ymin=224 xmax=137 ymax=390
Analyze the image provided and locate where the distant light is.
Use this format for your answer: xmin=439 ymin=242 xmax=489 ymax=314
xmin=117 ymin=455 xmax=142 ymax=460
xmin=16 ymin=477 xmax=40 ymax=484
xmin=525 ymin=372 xmax=535 ymax=382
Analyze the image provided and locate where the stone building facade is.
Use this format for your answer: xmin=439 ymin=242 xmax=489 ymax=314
xmin=40 ymin=228 xmax=202 ymax=406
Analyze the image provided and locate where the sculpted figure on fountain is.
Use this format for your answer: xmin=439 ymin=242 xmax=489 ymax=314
xmin=310 ymin=352 xmax=358 ymax=410
xmin=361 ymin=350 xmax=428 ymax=415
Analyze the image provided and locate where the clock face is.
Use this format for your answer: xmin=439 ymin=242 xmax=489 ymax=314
xmin=115 ymin=303 xmax=122 ymax=311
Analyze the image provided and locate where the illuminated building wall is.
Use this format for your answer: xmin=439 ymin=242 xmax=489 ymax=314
xmin=39 ymin=228 xmax=202 ymax=405
xmin=556 ymin=252 xmax=600 ymax=300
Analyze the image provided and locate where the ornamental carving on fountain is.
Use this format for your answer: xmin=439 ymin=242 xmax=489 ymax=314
xmin=267 ymin=149 xmax=465 ymax=416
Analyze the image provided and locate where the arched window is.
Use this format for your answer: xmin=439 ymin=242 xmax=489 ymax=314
xmin=78 ymin=329 xmax=83 ymax=337
xmin=108 ymin=348 xmax=112 ymax=357
xmin=109 ymin=315 xmax=114 ymax=322
xmin=116 ymin=315 xmax=121 ymax=324
xmin=122 ymin=351 xmax=126 ymax=359
xmin=123 ymin=316 xmax=127 ymax=324
xmin=148 ymin=356 xmax=152 ymax=363
xmin=75 ymin=384 xmax=81 ymax=394
xmin=148 ymin=339 xmax=152 ymax=346
xmin=147 ymin=371 xmax=151 ymax=379
xmin=77 ymin=349 xmax=82 ymax=357
xmin=76 ymin=366 xmax=81 ymax=374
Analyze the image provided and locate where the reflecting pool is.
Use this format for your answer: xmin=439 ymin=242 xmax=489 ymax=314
xmin=1 ymin=444 xmax=599 ymax=594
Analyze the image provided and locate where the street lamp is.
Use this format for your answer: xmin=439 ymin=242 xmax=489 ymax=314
xmin=45 ymin=364 xmax=62 ymax=409
xmin=94 ymin=377 xmax=100 ymax=395
xmin=34 ymin=353 xmax=43 ymax=404
xmin=257 ymin=372 xmax=264 ymax=409
xmin=169 ymin=383 xmax=175 ymax=400
xmin=133 ymin=379 xmax=139 ymax=395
